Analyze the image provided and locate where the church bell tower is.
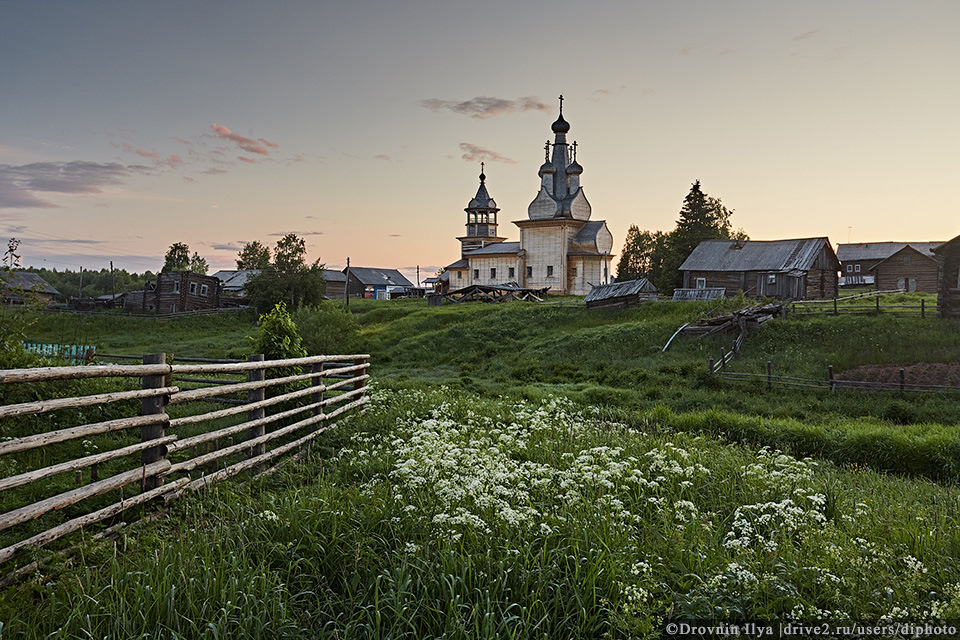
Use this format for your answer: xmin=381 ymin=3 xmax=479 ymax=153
xmin=458 ymin=163 xmax=507 ymax=257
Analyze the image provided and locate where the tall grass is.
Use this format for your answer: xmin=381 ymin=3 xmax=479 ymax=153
xmin=5 ymin=386 xmax=960 ymax=637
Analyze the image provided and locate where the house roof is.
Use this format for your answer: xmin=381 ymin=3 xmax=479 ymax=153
xmin=869 ymin=244 xmax=940 ymax=271
xmin=679 ymin=238 xmax=833 ymax=273
xmin=323 ymin=270 xmax=347 ymax=283
xmin=346 ymin=267 xmax=413 ymax=287
xmin=0 ymin=271 xmax=60 ymax=295
xmin=464 ymin=241 xmax=521 ymax=256
xmin=212 ymin=269 xmax=259 ymax=291
xmin=836 ymin=242 xmax=942 ymax=262
xmin=584 ymin=278 xmax=657 ymax=303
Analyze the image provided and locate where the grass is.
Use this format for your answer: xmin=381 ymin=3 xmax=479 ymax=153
xmin=4 ymin=385 xmax=960 ymax=637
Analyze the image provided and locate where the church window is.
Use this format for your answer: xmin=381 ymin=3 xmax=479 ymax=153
xmin=571 ymin=266 xmax=577 ymax=277
xmin=490 ymin=268 xmax=496 ymax=279
xmin=509 ymin=267 xmax=515 ymax=279
xmin=474 ymin=269 xmax=479 ymax=279
xmin=547 ymin=265 xmax=554 ymax=277
xmin=526 ymin=266 xmax=533 ymax=278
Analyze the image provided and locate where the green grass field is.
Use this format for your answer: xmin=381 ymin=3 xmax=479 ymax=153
xmin=5 ymin=294 xmax=960 ymax=636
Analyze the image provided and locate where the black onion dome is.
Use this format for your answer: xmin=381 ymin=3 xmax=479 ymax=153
xmin=551 ymin=113 xmax=570 ymax=134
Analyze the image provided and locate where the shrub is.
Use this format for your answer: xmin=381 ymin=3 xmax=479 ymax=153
xmin=293 ymin=302 xmax=360 ymax=355
xmin=248 ymin=302 xmax=306 ymax=361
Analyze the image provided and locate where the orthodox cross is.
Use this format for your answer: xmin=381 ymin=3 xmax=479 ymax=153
xmin=544 ymin=140 xmax=551 ymax=161
xmin=558 ymin=94 xmax=564 ymax=114
xmin=571 ymin=141 xmax=578 ymax=161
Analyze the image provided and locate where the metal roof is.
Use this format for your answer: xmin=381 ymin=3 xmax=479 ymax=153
xmin=212 ymin=269 xmax=260 ymax=291
xmin=836 ymin=242 xmax=942 ymax=261
xmin=464 ymin=241 xmax=521 ymax=256
xmin=0 ymin=271 xmax=60 ymax=295
xmin=584 ymin=278 xmax=657 ymax=303
xmin=345 ymin=267 xmax=413 ymax=287
xmin=323 ymin=270 xmax=347 ymax=282
xmin=679 ymin=238 xmax=832 ymax=273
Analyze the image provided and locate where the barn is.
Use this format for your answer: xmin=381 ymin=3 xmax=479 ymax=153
xmin=0 ymin=271 xmax=60 ymax=304
xmin=584 ymin=279 xmax=658 ymax=308
xmin=870 ymin=244 xmax=939 ymax=292
xmin=679 ymin=238 xmax=839 ymax=300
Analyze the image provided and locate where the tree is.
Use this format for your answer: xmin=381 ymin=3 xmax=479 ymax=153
xmin=615 ymin=226 xmax=669 ymax=283
xmin=189 ymin=252 xmax=209 ymax=275
xmin=162 ymin=243 xmax=191 ymax=272
xmin=236 ymin=241 xmax=271 ymax=270
xmin=245 ymin=233 xmax=326 ymax=313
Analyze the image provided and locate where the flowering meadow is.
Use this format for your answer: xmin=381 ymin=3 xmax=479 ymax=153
xmin=6 ymin=384 xmax=960 ymax=638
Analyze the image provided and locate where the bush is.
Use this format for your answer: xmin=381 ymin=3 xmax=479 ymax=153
xmin=293 ymin=302 xmax=360 ymax=355
xmin=248 ymin=302 xmax=306 ymax=361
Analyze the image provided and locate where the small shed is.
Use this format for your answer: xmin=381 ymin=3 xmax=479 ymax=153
xmin=932 ymin=235 xmax=960 ymax=318
xmin=870 ymin=244 xmax=939 ymax=292
xmin=836 ymin=242 xmax=942 ymax=287
xmin=679 ymin=237 xmax=839 ymax=300
xmin=0 ymin=271 xmax=60 ymax=304
xmin=584 ymin=279 xmax=658 ymax=309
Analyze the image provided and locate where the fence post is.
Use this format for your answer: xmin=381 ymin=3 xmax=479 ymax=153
xmin=708 ymin=357 xmax=715 ymax=374
xmin=247 ymin=354 xmax=265 ymax=464
xmin=720 ymin=348 xmax=726 ymax=370
xmin=833 ymin=298 xmax=838 ymax=315
xmin=767 ymin=360 xmax=772 ymax=390
xmin=876 ymin=295 xmax=880 ymax=314
xmin=828 ymin=365 xmax=835 ymax=393
xmin=312 ymin=362 xmax=325 ymax=418
xmin=141 ymin=353 xmax=168 ymax=491
xmin=354 ymin=357 xmax=368 ymax=413
xmin=899 ymin=368 xmax=905 ymax=392
xmin=921 ymin=299 xmax=925 ymax=318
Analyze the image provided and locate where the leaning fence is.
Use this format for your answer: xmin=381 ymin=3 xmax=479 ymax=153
xmin=0 ymin=352 xmax=369 ymax=571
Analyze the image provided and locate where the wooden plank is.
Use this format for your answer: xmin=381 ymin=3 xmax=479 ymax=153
xmin=0 ymin=460 xmax=171 ymax=532
xmin=0 ymin=386 xmax=178 ymax=419
xmin=0 ymin=363 xmax=170 ymax=384
xmin=0 ymin=477 xmax=189 ymax=565
xmin=324 ymin=396 xmax=367 ymax=421
xmin=0 ymin=436 xmax=178 ymax=492
xmin=0 ymin=414 xmax=166 ymax=456
xmin=324 ymin=374 xmax=370 ymax=392
xmin=169 ymin=354 xmax=370 ymax=375
xmin=168 ymin=369 xmax=320 ymax=404
xmin=169 ymin=382 xmax=324 ymax=427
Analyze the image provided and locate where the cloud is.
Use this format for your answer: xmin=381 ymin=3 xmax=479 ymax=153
xmin=792 ymin=29 xmax=820 ymax=42
xmin=268 ymin=230 xmax=323 ymax=237
xmin=237 ymin=156 xmax=257 ymax=163
xmin=209 ymin=242 xmax=245 ymax=251
xmin=458 ymin=143 xmax=517 ymax=165
xmin=680 ymin=46 xmax=695 ymax=56
xmin=419 ymin=96 xmax=549 ymax=119
xmin=259 ymin=138 xmax=279 ymax=149
xmin=210 ymin=123 xmax=271 ymax=156
xmin=172 ymin=136 xmax=193 ymax=146
xmin=718 ymin=48 xmax=735 ymax=57
xmin=388 ymin=234 xmax=401 ymax=237
xmin=0 ymin=161 xmax=150 ymax=210
xmin=374 ymin=154 xmax=394 ymax=162
xmin=201 ymin=167 xmax=227 ymax=175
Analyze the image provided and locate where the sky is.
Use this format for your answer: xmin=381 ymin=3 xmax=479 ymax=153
xmin=1 ymin=0 xmax=958 ymax=285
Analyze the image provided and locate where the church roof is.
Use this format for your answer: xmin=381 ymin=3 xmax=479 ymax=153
xmin=467 ymin=167 xmax=498 ymax=210
xmin=464 ymin=241 xmax=521 ymax=255
xmin=569 ymin=221 xmax=613 ymax=255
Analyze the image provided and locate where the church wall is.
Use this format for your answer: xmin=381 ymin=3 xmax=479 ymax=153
xmin=573 ymin=256 xmax=611 ymax=296
xmin=467 ymin=254 xmax=521 ymax=286
xmin=521 ymin=226 xmax=569 ymax=292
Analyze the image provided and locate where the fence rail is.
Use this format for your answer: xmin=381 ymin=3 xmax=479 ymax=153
xmin=789 ymin=293 xmax=932 ymax=317
xmin=0 ymin=352 xmax=369 ymax=569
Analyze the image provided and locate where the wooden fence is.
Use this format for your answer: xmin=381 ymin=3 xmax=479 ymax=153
xmin=0 ymin=352 xmax=369 ymax=570
xmin=713 ymin=361 xmax=960 ymax=396
xmin=789 ymin=290 xmax=933 ymax=317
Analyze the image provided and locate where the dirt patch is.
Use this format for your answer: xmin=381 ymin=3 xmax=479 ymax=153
xmin=840 ymin=362 xmax=960 ymax=388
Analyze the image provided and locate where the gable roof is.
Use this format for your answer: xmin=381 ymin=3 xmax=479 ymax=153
xmin=212 ymin=269 xmax=260 ymax=291
xmin=869 ymin=244 xmax=940 ymax=271
xmin=679 ymin=238 xmax=833 ymax=273
xmin=584 ymin=278 xmax=657 ymax=303
xmin=0 ymin=271 xmax=60 ymax=295
xmin=346 ymin=267 xmax=413 ymax=287
xmin=836 ymin=242 xmax=942 ymax=262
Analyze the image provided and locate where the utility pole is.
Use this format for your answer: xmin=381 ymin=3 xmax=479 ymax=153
xmin=110 ymin=260 xmax=116 ymax=302
xmin=417 ymin=265 xmax=420 ymax=288
xmin=342 ymin=257 xmax=350 ymax=309
xmin=78 ymin=267 xmax=83 ymax=298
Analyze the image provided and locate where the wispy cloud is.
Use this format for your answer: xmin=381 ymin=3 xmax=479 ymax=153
xmin=0 ymin=161 xmax=152 ymax=210
xmin=459 ymin=143 xmax=517 ymax=165
xmin=268 ymin=230 xmax=324 ymax=237
xmin=209 ymin=242 xmax=245 ymax=251
xmin=210 ymin=123 xmax=272 ymax=156
xmin=792 ymin=29 xmax=820 ymax=42
xmin=419 ymin=96 xmax=549 ymax=119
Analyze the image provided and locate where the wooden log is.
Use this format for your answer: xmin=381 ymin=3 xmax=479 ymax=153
xmin=0 ymin=363 xmax=170 ymax=384
xmin=247 ymin=355 xmax=266 ymax=465
xmin=168 ymin=354 xmax=370 ymax=375
xmin=0 ymin=414 xmax=166 ymax=456
xmin=168 ymin=369 xmax=322 ymax=404
xmin=0 ymin=460 xmax=171 ymax=532
xmin=324 ymin=396 xmax=367 ymax=421
xmin=0 ymin=476 xmax=189 ymax=565
xmin=141 ymin=354 xmax=168 ymax=492
xmin=0 ymin=435 xmax=178 ymax=493
xmin=0 ymin=386 xmax=178 ymax=420
xmin=320 ymin=385 xmax=366 ymax=407
xmin=169 ymin=382 xmax=325 ymax=428
xmin=167 ymin=413 xmax=326 ymax=475
xmin=324 ymin=374 xmax=370 ymax=393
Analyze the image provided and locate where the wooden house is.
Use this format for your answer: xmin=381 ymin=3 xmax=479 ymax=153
xmin=584 ymin=279 xmax=658 ymax=308
xmin=932 ymin=235 xmax=960 ymax=318
xmin=871 ymin=245 xmax=939 ymax=292
xmin=679 ymin=238 xmax=839 ymax=300
xmin=347 ymin=267 xmax=413 ymax=300
xmin=836 ymin=242 xmax=941 ymax=290
xmin=0 ymin=271 xmax=59 ymax=304
xmin=125 ymin=271 xmax=222 ymax=313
